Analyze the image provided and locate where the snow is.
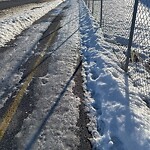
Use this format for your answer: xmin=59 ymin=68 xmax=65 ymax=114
xmin=0 ymin=0 xmax=149 ymax=149
xmin=14 ymin=0 xmax=81 ymax=149
xmin=79 ymin=0 xmax=150 ymax=149
xmin=0 ymin=0 xmax=65 ymax=47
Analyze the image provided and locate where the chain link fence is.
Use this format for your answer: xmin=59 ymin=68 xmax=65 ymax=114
xmin=84 ymin=0 xmax=150 ymax=106
xmin=128 ymin=0 xmax=150 ymax=106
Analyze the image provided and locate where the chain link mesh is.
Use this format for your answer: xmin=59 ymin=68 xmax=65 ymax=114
xmin=128 ymin=0 xmax=150 ymax=106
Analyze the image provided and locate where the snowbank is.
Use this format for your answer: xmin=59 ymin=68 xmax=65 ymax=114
xmin=79 ymin=0 xmax=150 ymax=149
xmin=0 ymin=0 xmax=64 ymax=47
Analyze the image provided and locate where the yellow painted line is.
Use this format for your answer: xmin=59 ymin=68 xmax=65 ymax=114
xmin=0 ymin=23 xmax=59 ymax=140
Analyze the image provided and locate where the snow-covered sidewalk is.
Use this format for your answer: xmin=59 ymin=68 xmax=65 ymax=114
xmin=14 ymin=0 xmax=85 ymax=149
xmin=79 ymin=0 xmax=150 ymax=150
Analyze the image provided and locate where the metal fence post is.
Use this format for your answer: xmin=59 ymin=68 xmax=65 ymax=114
xmin=92 ymin=0 xmax=94 ymax=15
xmin=100 ymin=0 xmax=103 ymax=28
xmin=125 ymin=0 xmax=139 ymax=72
xmin=88 ymin=0 xmax=90 ymax=8
xmin=85 ymin=0 xmax=87 ymax=5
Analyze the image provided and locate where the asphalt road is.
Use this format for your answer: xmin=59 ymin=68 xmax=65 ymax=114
xmin=0 ymin=0 xmax=92 ymax=149
xmin=0 ymin=12 xmax=61 ymax=149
